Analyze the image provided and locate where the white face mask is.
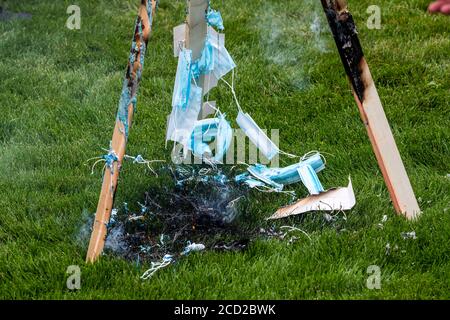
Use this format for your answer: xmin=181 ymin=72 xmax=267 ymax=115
xmin=236 ymin=111 xmax=279 ymax=160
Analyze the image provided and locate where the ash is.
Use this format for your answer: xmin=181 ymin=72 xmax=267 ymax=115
xmin=105 ymin=165 xmax=253 ymax=262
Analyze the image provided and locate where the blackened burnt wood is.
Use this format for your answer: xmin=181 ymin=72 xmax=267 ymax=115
xmin=320 ymin=0 xmax=420 ymax=219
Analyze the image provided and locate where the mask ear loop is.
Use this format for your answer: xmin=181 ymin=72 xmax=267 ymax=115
xmin=141 ymin=255 xmax=173 ymax=280
xmin=279 ymin=226 xmax=312 ymax=241
xmin=279 ymin=150 xmax=300 ymax=159
xmin=86 ymin=156 xmax=107 ymax=175
xmin=254 ymin=185 xmax=296 ymax=197
xmin=123 ymin=154 xmax=165 ymax=176
xmin=301 ymin=150 xmax=328 ymax=167
xmin=221 ymin=69 xmax=243 ymax=114
xmin=204 ymin=101 xmax=223 ymax=120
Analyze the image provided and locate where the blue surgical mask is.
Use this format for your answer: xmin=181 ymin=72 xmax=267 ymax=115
xmin=297 ymin=164 xmax=325 ymax=195
xmin=247 ymin=164 xmax=284 ymax=192
xmin=236 ymin=111 xmax=279 ymax=160
xmin=187 ymin=115 xmax=232 ymax=163
xmin=236 ymin=153 xmax=326 ymax=193
xmin=206 ymin=9 xmax=224 ymax=31
xmin=213 ymin=114 xmax=232 ymax=163
xmin=270 ymin=153 xmax=325 ymax=185
xmin=208 ymin=32 xmax=236 ymax=80
xmin=191 ymin=39 xmax=215 ymax=79
xmin=166 ymin=83 xmax=203 ymax=155
xmin=189 ymin=118 xmax=218 ymax=156
xmin=172 ymin=48 xmax=192 ymax=110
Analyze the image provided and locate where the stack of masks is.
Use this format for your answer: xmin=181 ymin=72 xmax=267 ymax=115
xmin=166 ymin=7 xmax=235 ymax=162
xmin=235 ymin=153 xmax=326 ymax=195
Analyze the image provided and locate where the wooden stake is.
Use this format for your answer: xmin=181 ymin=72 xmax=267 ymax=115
xmin=86 ymin=0 xmax=157 ymax=263
xmin=320 ymin=0 xmax=420 ymax=219
xmin=186 ymin=0 xmax=208 ymax=90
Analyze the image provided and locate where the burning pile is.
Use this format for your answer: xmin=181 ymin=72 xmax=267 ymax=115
xmin=105 ymin=165 xmax=254 ymax=265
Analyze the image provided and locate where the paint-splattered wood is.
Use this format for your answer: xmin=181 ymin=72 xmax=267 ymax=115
xmin=320 ymin=0 xmax=420 ymax=219
xmin=86 ymin=0 xmax=158 ymax=263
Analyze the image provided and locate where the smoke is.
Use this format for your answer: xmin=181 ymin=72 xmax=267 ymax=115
xmin=75 ymin=209 xmax=93 ymax=247
xmin=257 ymin=0 xmax=330 ymax=90
xmin=105 ymin=224 xmax=128 ymax=255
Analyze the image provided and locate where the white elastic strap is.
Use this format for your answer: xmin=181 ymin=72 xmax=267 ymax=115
xmin=141 ymin=259 xmax=172 ymax=280
xmin=220 ymin=69 xmax=243 ymax=113
xmin=280 ymin=226 xmax=312 ymax=241
xmin=301 ymin=150 xmax=327 ymax=166
xmin=87 ymin=157 xmax=106 ymax=175
xmin=124 ymin=154 xmax=165 ymax=176
xmin=279 ymin=150 xmax=300 ymax=159
xmin=254 ymin=185 xmax=295 ymax=197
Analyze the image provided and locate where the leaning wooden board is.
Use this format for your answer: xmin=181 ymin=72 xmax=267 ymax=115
xmin=86 ymin=0 xmax=158 ymax=263
xmin=320 ymin=0 xmax=420 ymax=219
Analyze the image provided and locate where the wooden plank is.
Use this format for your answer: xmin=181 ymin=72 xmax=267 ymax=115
xmin=86 ymin=0 xmax=158 ymax=263
xmin=186 ymin=0 xmax=208 ymax=60
xmin=186 ymin=0 xmax=208 ymax=91
xmin=320 ymin=0 xmax=420 ymax=219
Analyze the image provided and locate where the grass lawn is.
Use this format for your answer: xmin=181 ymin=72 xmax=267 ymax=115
xmin=0 ymin=0 xmax=449 ymax=299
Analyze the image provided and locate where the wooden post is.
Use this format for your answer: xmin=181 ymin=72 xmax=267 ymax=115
xmin=186 ymin=0 xmax=208 ymax=60
xmin=186 ymin=0 xmax=209 ymax=90
xmin=86 ymin=0 xmax=158 ymax=263
xmin=320 ymin=0 xmax=420 ymax=219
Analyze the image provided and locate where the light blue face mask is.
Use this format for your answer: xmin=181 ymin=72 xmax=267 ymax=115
xmin=172 ymin=48 xmax=192 ymax=110
xmin=297 ymin=164 xmax=325 ymax=195
xmin=188 ymin=115 xmax=232 ymax=163
xmin=189 ymin=119 xmax=218 ymax=156
xmin=239 ymin=178 xmax=266 ymax=189
xmin=270 ymin=153 xmax=325 ymax=185
xmin=214 ymin=114 xmax=233 ymax=162
xmin=166 ymin=83 xmax=203 ymax=154
xmin=208 ymin=32 xmax=236 ymax=80
xmin=246 ymin=164 xmax=284 ymax=192
xmin=206 ymin=9 xmax=224 ymax=31
xmin=191 ymin=39 xmax=215 ymax=79
xmin=236 ymin=111 xmax=279 ymax=160
xmin=235 ymin=153 xmax=326 ymax=193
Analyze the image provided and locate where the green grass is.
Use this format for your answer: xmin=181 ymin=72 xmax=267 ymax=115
xmin=0 ymin=0 xmax=449 ymax=299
